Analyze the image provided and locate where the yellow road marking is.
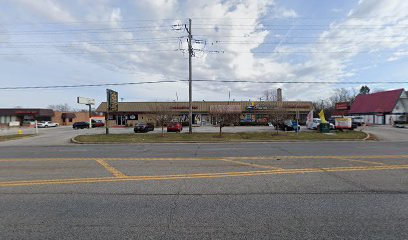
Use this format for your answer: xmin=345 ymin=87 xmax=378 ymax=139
xmin=1 ymin=164 xmax=408 ymax=187
xmin=95 ymin=159 xmax=126 ymax=177
xmin=220 ymin=158 xmax=283 ymax=170
xmin=333 ymin=157 xmax=385 ymax=165
xmin=1 ymin=155 xmax=408 ymax=162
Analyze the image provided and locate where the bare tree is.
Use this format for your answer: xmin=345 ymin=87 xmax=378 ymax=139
xmin=150 ymin=103 xmax=174 ymax=136
xmin=210 ymin=105 xmax=241 ymax=136
xmin=265 ymin=102 xmax=289 ymax=134
xmin=312 ymin=88 xmax=358 ymax=118
xmin=48 ymin=103 xmax=72 ymax=112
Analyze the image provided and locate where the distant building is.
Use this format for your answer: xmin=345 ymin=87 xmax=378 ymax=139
xmin=0 ymin=108 xmax=54 ymax=127
xmin=349 ymin=88 xmax=408 ymax=124
xmin=0 ymin=108 xmax=100 ymax=127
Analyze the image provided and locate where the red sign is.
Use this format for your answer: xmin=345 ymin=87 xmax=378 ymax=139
xmin=335 ymin=102 xmax=349 ymax=110
xmin=15 ymin=111 xmax=38 ymax=115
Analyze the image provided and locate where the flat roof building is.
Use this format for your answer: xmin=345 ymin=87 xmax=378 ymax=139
xmin=96 ymin=100 xmax=313 ymax=127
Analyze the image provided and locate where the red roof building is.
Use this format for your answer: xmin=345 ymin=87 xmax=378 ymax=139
xmin=349 ymin=89 xmax=408 ymax=124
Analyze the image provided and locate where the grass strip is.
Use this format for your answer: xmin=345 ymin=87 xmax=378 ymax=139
xmin=0 ymin=134 xmax=34 ymax=142
xmin=74 ymin=131 xmax=367 ymax=143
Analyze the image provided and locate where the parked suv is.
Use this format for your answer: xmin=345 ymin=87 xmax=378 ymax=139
xmin=73 ymin=122 xmax=90 ymax=129
xmin=134 ymin=123 xmax=154 ymax=133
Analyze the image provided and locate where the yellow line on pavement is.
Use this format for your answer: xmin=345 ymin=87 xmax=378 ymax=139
xmin=1 ymin=164 xmax=408 ymax=187
xmin=220 ymin=158 xmax=283 ymax=170
xmin=1 ymin=155 xmax=408 ymax=162
xmin=95 ymin=159 xmax=126 ymax=177
xmin=333 ymin=157 xmax=385 ymax=165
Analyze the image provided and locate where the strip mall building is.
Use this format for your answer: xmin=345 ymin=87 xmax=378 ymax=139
xmin=96 ymin=100 xmax=313 ymax=127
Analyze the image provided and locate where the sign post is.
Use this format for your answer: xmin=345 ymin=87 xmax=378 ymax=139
xmin=106 ymin=89 xmax=118 ymax=135
xmin=77 ymin=97 xmax=95 ymax=129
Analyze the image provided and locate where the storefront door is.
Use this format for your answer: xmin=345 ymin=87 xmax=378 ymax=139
xmin=116 ymin=115 xmax=127 ymax=126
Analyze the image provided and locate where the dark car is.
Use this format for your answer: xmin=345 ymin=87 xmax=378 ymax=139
xmin=73 ymin=121 xmax=90 ymax=129
xmin=167 ymin=122 xmax=183 ymax=132
xmin=275 ymin=120 xmax=300 ymax=131
xmin=134 ymin=123 xmax=154 ymax=133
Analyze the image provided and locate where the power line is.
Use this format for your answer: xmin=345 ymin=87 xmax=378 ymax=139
xmin=1 ymin=80 xmax=406 ymax=90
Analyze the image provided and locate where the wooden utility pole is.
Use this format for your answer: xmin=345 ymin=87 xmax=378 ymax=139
xmin=187 ymin=18 xmax=193 ymax=134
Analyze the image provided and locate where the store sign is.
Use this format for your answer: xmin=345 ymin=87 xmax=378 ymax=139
xmin=15 ymin=111 xmax=38 ymax=115
xmin=335 ymin=102 xmax=349 ymax=110
xmin=77 ymin=97 xmax=95 ymax=105
xmin=170 ymin=106 xmax=198 ymax=109
xmin=335 ymin=118 xmax=352 ymax=129
xmin=107 ymin=89 xmax=118 ymax=112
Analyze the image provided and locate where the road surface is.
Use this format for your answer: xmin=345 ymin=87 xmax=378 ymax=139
xmin=1 ymin=142 xmax=408 ymax=239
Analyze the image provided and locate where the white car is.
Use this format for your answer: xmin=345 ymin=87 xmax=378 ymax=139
xmin=307 ymin=118 xmax=335 ymax=130
xmin=37 ymin=121 xmax=59 ymax=128
xmin=307 ymin=118 xmax=321 ymax=130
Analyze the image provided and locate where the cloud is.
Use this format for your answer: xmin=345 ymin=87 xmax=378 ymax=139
xmin=14 ymin=0 xmax=76 ymax=22
xmin=2 ymin=0 xmax=408 ymax=108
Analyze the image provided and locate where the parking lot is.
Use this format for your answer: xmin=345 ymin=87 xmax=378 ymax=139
xmin=0 ymin=124 xmax=408 ymax=147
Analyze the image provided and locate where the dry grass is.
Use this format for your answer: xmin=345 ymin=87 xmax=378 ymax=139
xmin=74 ymin=131 xmax=368 ymax=143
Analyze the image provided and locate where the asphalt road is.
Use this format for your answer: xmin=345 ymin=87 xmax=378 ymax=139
xmin=1 ymin=142 xmax=408 ymax=239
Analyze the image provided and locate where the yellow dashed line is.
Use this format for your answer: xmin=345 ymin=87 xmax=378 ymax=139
xmin=1 ymin=164 xmax=408 ymax=187
xmin=333 ymin=157 xmax=385 ymax=165
xmin=220 ymin=158 xmax=283 ymax=170
xmin=95 ymin=159 xmax=126 ymax=177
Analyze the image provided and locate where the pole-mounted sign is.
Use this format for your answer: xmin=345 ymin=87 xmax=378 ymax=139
xmin=105 ymin=89 xmax=118 ymax=134
xmin=107 ymin=89 xmax=118 ymax=112
xmin=77 ymin=97 xmax=95 ymax=128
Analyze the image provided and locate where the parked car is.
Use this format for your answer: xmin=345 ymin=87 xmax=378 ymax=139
xmin=37 ymin=121 xmax=59 ymax=128
xmin=167 ymin=122 xmax=183 ymax=132
xmin=275 ymin=120 xmax=300 ymax=131
xmin=348 ymin=116 xmax=365 ymax=126
xmin=73 ymin=122 xmax=90 ymax=129
xmin=307 ymin=118 xmax=321 ymax=130
xmin=91 ymin=120 xmax=105 ymax=128
xmin=134 ymin=123 xmax=155 ymax=133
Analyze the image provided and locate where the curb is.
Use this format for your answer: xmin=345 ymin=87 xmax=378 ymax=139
xmin=71 ymin=137 xmax=369 ymax=145
xmin=363 ymin=132 xmax=370 ymax=141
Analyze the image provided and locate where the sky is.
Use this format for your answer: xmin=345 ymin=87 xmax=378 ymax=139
xmin=1 ymin=0 xmax=408 ymax=109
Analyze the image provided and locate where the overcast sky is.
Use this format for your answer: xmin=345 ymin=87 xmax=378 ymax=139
xmin=1 ymin=0 xmax=408 ymax=109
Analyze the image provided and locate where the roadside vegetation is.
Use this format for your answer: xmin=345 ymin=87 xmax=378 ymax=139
xmin=0 ymin=134 xmax=34 ymax=142
xmin=74 ymin=131 xmax=367 ymax=143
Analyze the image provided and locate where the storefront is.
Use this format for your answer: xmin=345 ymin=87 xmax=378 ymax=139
xmin=0 ymin=108 xmax=54 ymax=127
xmin=96 ymin=101 xmax=313 ymax=127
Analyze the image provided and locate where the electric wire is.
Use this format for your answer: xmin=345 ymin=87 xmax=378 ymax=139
xmin=1 ymin=80 xmax=407 ymax=90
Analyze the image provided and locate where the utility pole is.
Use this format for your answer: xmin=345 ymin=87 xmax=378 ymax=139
xmin=187 ymin=18 xmax=193 ymax=134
